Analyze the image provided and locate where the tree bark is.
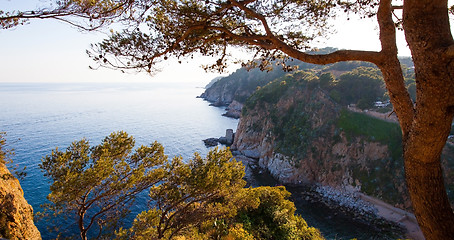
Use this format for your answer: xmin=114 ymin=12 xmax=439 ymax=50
xmin=402 ymin=0 xmax=454 ymax=239
xmin=79 ymin=209 xmax=87 ymax=240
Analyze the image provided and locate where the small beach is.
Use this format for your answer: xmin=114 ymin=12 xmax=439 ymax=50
xmin=359 ymin=193 xmax=424 ymax=240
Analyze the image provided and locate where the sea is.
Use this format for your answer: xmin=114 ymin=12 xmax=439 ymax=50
xmin=0 ymin=82 xmax=401 ymax=239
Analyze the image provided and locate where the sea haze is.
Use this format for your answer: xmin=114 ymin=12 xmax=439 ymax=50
xmin=0 ymin=82 xmax=239 ymax=238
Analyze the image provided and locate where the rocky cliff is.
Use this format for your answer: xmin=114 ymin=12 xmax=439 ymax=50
xmin=199 ymin=67 xmax=284 ymax=106
xmin=198 ymin=56 xmax=330 ymax=107
xmin=199 ymin=48 xmax=383 ymax=107
xmin=232 ymin=71 xmax=454 ymax=210
xmin=0 ymin=163 xmax=41 ymax=240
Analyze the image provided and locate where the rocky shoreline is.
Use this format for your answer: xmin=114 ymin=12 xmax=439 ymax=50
xmin=198 ymin=87 xmax=415 ymax=239
xmin=203 ymin=129 xmax=235 ymax=147
xmin=198 ymin=90 xmax=244 ymax=119
xmin=232 ymin=153 xmax=409 ymax=239
xmin=200 ymin=126 xmax=410 ymax=238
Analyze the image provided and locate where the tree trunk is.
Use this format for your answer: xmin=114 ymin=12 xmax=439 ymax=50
xmin=404 ymin=149 xmax=454 ymax=239
xmin=79 ymin=210 xmax=87 ymax=240
xmin=402 ymin=0 xmax=454 ymax=239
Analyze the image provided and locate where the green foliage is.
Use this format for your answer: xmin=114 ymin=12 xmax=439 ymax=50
xmin=159 ymin=186 xmax=325 ymax=240
xmin=40 ymin=131 xmax=168 ymax=239
xmin=211 ymin=65 xmax=291 ymax=104
xmin=246 ymin=79 xmax=289 ymax=108
xmin=222 ymin=223 xmax=255 ymax=240
xmin=85 ymin=1 xmax=340 ymax=72
xmin=208 ymin=57 xmax=325 ymax=105
xmin=336 ymin=110 xmax=405 ymax=204
xmin=273 ymin=104 xmax=312 ymax=158
xmin=40 ymin=133 xmax=323 ymax=239
xmin=399 ymin=57 xmax=415 ymax=69
xmin=324 ymin=61 xmax=376 ymax=72
xmin=123 ymin=148 xmax=245 ymax=239
xmin=245 ymin=70 xmax=316 ymax=111
xmin=336 ymin=109 xmax=402 ymax=156
xmin=244 ymin=70 xmax=335 ymax=161
xmin=1 ymin=0 xmax=127 ymax=30
xmin=236 ymin=186 xmax=324 ymax=240
xmin=351 ymin=159 xmax=405 ymax=205
xmin=113 ymin=146 xmax=323 ymax=240
xmin=356 ymin=98 xmax=373 ymax=110
xmin=318 ymin=72 xmax=334 ymax=88
xmin=205 ymin=57 xmax=410 ymax=114
xmin=242 ymin=71 xmax=410 ymax=206
xmin=328 ymin=89 xmax=342 ymax=103
xmin=240 ymin=63 xmax=395 ymax=117
xmin=334 ymin=67 xmax=385 ymax=109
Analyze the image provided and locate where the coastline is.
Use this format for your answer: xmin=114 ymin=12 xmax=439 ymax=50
xmin=200 ymin=92 xmax=422 ymax=239
xmin=234 ymin=153 xmax=411 ymax=239
xmin=358 ymin=193 xmax=424 ymax=240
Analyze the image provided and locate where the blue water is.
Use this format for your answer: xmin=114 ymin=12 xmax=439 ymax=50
xmin=0 ymin=82 xmax=401 ymax=239
xmin=0 ymin=82 xmax=239 ymax=238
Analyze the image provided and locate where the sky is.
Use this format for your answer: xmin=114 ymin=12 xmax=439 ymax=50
xmin=0 ymin=1 xmax=451 ymax=84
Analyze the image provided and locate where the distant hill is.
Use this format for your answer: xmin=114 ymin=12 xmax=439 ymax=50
xmin=204 ymin=76 xmax=225 ymax=89
xmin=199 ymin=48 xmax=414 ymax=107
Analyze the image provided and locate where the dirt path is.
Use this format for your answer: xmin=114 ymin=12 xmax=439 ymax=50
xmin=347 ymin=105 xmax=399 ymax=123
xmin=358 ymin=193 xmax=424 ymax=240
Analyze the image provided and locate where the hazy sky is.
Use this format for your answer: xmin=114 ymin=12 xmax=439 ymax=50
xmin=0 ymin=1 xmax=451 ymax=83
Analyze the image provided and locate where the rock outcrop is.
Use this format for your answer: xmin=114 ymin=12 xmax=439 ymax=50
xmin=222 ymin=101 xmax=243 ymax=119
xmin=199 ymin=64 xmax=293 ymax=107
xmin=0 ymin=164 xmax=41 ymax=240
xmin=203 ymin=129 xmax=235 ymax=147
xmin=232 ymin=73 xmax=454 ymax=210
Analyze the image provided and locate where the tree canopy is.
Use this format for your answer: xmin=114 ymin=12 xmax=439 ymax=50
xmin=40 ymin=131 xmax=168 ymax=240
xmin=123 ymin=148 xmax=246 ymax=239
xmin=0 ymin=1 xmax=386 ymax=72
xmin=2 ymin=0 xmax=454 ymax=239
xmin=40 ymin=132 xmax=324 ymax=240
xmin=335 ymin=67 xmax=385 ymax=109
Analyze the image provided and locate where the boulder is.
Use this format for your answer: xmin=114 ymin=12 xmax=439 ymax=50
xmin=203 ymin=138 xmax=219 ymax=147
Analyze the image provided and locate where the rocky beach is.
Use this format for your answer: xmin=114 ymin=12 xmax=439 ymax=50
xmin=233 ymin=153 xmax=418 ymax=239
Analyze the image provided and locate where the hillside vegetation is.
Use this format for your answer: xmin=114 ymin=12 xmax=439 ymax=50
xmin=227 ymin=60 xmax=453 ymax=210
xmin=200 ymin=48 xmax=415 ymax=109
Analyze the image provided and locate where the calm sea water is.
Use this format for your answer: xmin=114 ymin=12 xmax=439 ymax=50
xmin=0 ymin=82 xmax=400 ymax=239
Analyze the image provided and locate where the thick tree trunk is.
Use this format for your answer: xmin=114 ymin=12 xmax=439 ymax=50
xmin=404 ymin=149 xmax=454 ymax=239
xmin=402 ymin=0 xmax=454 ymax=239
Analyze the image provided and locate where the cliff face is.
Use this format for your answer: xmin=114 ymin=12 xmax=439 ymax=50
xmin=199 ymin=54 xmax=378 ymax=107
xmin=199 ymin=80 xmax=237 ymax=106
xmin=0 ymin=164 xmax=41 ymax=240
xmin=232 ymin=73 xmax=454 ymax=210
xmin=199 ymin=64 xmax=296 ymax=106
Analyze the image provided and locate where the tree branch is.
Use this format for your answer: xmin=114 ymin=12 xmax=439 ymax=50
xmin=0 ymin=1 xmax=132 ymax=30
xmin=161 ymin=191 xmax=219 ymax=235
xmin=376 ymin=0 xmax=415 ymax=136
xmin=222 ymin=1 xmax=383 ymax=65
